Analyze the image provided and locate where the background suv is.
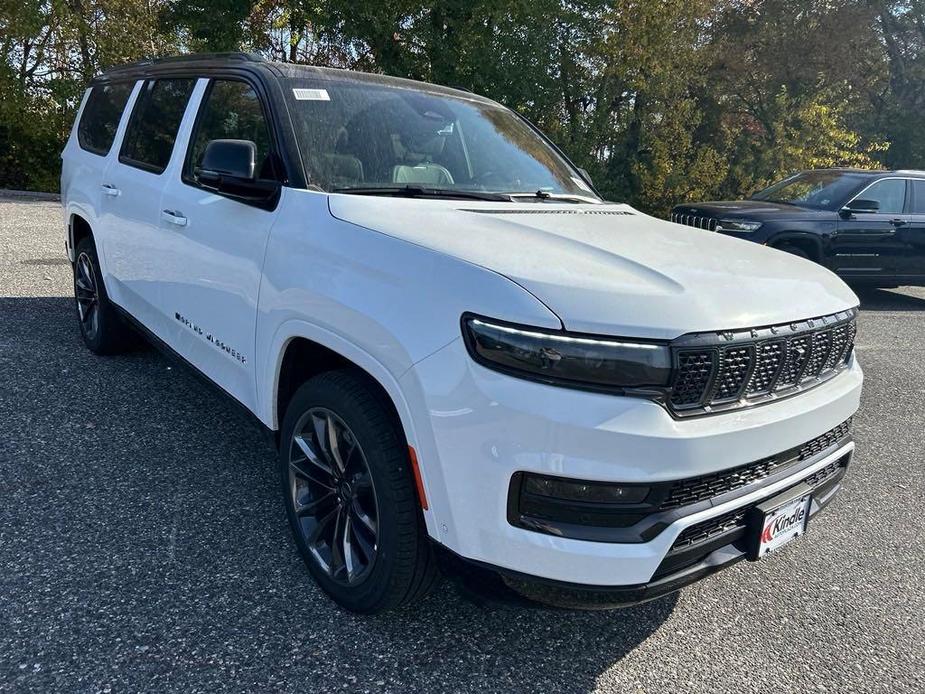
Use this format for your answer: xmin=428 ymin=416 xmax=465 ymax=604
xmin=671 ymin=168 xmax=925 ymax=287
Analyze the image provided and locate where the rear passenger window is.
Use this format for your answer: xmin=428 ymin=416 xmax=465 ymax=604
xmin=911 ymin=180 xmax=925 ymax=214
xmin=120 ymin=78 xmax=196 ymax=174
xmin=77 ymin=83 xmax=134 ymax=155
xmin=184 ymin=80 xmax=278 ymax=183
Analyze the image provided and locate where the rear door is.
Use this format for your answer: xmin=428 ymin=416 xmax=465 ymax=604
xmin=62 ymin=81 xmax=136 ymax=258
xmin=156 ymin=77 xmax=284 ymax=411
xmin=98 ymin=77 xmax=197 ymax=337
xmin=833 ymin=178 xmax=909 ymax=278
xmin=899 ymin=178 xmax=925 ymax=280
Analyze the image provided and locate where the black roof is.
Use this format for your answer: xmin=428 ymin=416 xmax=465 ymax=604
xmin=808 ymin=167 xmax=925 ymax=179
xmin=95 ymin=52 xmax=493 ymax=104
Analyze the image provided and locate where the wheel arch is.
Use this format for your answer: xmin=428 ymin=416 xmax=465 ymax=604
xmin=67 ymin=210 xmax=95 ymax=263
xmin=266 ymin=322 xmax=421 ymax=452
xmin=766 ymin=232 xmax=824 ymax=262
xmin=266 ymin=323 xmax=437 ymax=530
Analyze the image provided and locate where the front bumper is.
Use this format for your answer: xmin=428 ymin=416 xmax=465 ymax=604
xmin=401 ymin=338 xmax=862 ymax=588
xmin=496 ymin=454 xmax=848 ymax=608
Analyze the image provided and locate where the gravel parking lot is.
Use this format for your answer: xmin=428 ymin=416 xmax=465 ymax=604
xmin=1 ymin=195 xmax=924 ymax=693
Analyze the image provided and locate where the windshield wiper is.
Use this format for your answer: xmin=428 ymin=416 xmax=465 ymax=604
xmin=507 ymin=190 xmax=603 ymax=204
xmin=330 ymin=185 xmax=513 ymax=202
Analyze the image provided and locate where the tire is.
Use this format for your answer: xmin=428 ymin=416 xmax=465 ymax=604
xmin=279 ymin=369 xmax=438 ymax=613
xmin=73 ymin=236 xmax=135 ymax=354
xmin=775 ymin=243 xmax=811 ymax=261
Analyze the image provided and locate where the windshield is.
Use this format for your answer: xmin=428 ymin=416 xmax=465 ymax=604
xmin=750 ymin=171 xmax=866 ymax=210
xmin=284 ymin=78 xmax=597 ymax=199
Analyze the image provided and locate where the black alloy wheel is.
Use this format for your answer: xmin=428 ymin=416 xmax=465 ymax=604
xmin=287 ymin=407 xmax=379 ymax=585
xmin=279 ymin=371 xmax=439 ymax=612
xmin=74 ymin=251 xmax=100 ymax=342
xmin=72 ymin=236 xmax=135 ymax=354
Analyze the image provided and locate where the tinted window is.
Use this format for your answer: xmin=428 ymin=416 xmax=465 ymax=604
xmin=857 ymin=179 xmax=906 ymax=215
xmin=185 ymin=80 xmax=276 ymax=182
xmin=120 ymin=78 xmax=196 ymax=174
xmin=911 ymin=180 xmax=925 ymax=214
xmin=77 ymin=83 xmax=134 ymax=155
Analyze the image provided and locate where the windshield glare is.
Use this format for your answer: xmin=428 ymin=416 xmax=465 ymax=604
xmin=750 ymin=171 xmax=865 ymax=210
xmin=285 ymin=79 xmax=596 ymax=199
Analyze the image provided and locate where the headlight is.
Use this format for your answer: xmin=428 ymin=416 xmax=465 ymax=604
xmin=461 ymin=315 xmax=671 ymax=390
xmin=716 ymin=219 xmax=762 ymax=232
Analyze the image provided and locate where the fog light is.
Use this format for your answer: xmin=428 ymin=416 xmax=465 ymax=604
xmin=522 ymin=474 xmax=650 ymax=504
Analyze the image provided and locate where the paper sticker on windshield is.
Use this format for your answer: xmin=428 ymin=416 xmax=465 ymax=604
xmin=571 ymin=176 xmax=593 ymax=193
xmin=292 ymin=88 xmax=330 ymax=101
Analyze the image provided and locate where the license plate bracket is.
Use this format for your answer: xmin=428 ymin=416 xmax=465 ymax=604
xmin=746 ymin=483 xmax=812 ymax=561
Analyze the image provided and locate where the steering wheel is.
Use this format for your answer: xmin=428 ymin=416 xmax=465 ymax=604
xmin=472 ymin=170 xmax=507 ymax=187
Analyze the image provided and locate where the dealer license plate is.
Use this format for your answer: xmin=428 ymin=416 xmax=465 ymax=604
xmin=754 ymin=493 xmax=811 ymax=559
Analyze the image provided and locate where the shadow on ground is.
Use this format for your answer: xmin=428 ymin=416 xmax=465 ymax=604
xmin=0 ymin=296 xmax=678 ymax=693
xmin=854 ymin=286 xmax=925 ymax=311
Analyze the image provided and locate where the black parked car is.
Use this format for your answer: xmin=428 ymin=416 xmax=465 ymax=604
xmin=671 ymin=169 xmax=925 ymax=287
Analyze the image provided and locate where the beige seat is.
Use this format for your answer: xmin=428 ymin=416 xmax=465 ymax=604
xmin=391 ymin=163 xmax=454 ymax=186
xmin=389 ymin=132 xmax=455 ymax=186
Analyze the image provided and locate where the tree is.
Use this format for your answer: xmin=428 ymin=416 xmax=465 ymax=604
xmin=0 ymin=0 xmax=915 ymax=207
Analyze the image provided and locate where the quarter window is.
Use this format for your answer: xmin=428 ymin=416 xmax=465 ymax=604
xmin=77 ymin=82 xmax=134 ymax=155
xmin=184 ymin=80 xmax=277 ymax=184
xmin=857 ymin=179 xmax=906 ymax=215
xmin=119 ymin=78 xmax=196 ymax=174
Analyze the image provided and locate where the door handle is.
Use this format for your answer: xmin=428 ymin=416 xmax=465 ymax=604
xmin=890 ymin=218 xmax=908 ymax=227
xmin=161 ymin=209 xmax=188 ymax=227
xmin=100 ymin=183 xmax=121 ymax=197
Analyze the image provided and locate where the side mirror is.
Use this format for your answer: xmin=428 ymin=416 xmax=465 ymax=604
xmin=195 ymin=139 xmax=279 ymax=207
xmin=842 ymin=198 xmax=880 ymax=214
xmin=200 ymin=139 xmax=256 ymax=180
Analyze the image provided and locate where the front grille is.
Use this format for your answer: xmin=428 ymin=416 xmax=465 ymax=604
xmin=671 ymin=351 xmax=716 ymax=406
xmin=799 ymin=419 xmax=851 ymax=460
xmin=671 ymin=453 xmax=850 ymax=551
xmin=671 ymin=212 xmax=717 ymax=231
xmin=712 ymin=347 xmax=752 ymax=401
xmin=673 ymin=508 xmax=747 ymax=549
xmin=659 ymin=419 xmax=851 ymax=511
xmin=802 ymin=458 xmax=844 ymax=487
xmin=669 ymin=310 xmax=857 ymax=415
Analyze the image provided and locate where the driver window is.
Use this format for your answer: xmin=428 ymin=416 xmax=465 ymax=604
xmin=184 ymin=80 xmax=277 ymax=184
xmin=858 ymin=179 xmax=906 ymax=215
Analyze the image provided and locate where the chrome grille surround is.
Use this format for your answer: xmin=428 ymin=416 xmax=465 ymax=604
xmin=667 ymin=308 xmax=858 ymax=417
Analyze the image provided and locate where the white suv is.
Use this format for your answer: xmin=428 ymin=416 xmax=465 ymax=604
xmin=61 ymin=53 xmax=862 ymax=613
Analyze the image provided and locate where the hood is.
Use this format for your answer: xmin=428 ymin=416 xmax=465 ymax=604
xmin=673 ymin=199 xmax=835 ymax=221
xmin=328 ymin=196 xmax=858 ymax=340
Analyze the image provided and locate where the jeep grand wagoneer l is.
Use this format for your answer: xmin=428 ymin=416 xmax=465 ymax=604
xmin=61 ymin=53 xmax=862 ymax=612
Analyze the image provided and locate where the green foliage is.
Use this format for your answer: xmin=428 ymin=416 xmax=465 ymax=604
xmin=1 ymin=0 xmax=922 ymax=210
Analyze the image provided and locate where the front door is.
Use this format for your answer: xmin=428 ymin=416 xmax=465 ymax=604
xmin=157 ymin=77 xmax=284 ymax=411
xmin=832 ymin=178 xmax=909 ymax=279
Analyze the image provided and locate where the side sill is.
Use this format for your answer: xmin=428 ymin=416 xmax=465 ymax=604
xmin=110 ymin=303 xmax=279 ymax=449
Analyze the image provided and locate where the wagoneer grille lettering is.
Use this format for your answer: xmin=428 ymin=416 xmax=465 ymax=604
xmin=668 ymin=310 xmax=857 ymax=416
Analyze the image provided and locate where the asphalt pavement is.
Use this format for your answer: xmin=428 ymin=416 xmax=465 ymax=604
xmin=1 ymin=196 xmax=923 ymax=693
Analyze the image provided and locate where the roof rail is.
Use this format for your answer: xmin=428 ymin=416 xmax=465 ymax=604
xmin=104 ymin=52 xmax=265 ymax=73
xmin=893 ymin=169 xmax=925 ymax=174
